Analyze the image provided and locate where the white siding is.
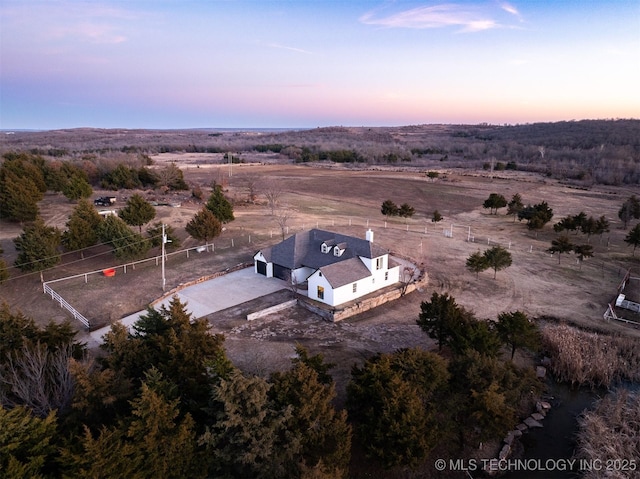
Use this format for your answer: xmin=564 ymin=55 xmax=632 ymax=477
xmin=360 ymin=255 xmax=387 ymax=274
xmin=257 ymin=249 xmax=402 ymax=307
xmin=253 ymin=251 xmax=273 ymax=277
xmin=308 ymin=271 xmax=334 ymax=305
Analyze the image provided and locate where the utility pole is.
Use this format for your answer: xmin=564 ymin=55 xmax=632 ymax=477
xmin=162 ymin=223 xmax=166 ymax=291
xmin=161 ymin=223 xmax=171 ymax=291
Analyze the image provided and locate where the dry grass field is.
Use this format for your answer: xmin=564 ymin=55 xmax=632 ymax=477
xmin=1 ymin=157 xmax=640 ymax=398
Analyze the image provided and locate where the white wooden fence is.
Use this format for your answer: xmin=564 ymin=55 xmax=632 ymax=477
xmin=43 ymin=282 xmax=91 ymax=328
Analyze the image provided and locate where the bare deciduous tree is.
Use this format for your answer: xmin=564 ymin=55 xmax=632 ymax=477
xmin=0 ymin=343 xmax=75 ymax=417
xmin=274 ymin=206 xmax=294 ymax=240
xmin=399 ymin=265 xmax=417 ymax=296
xmin=243 ymin=175 xmax=259 ymax=203
xmin=538 ymin=146 xmax=546 ymax=159
xmin=263 ymin=181 xmax=284 ymax=215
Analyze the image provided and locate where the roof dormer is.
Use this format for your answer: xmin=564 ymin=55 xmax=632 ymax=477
xmin=321 ymin=239 xmax=336 ymax=253
xmin=333 ymin=242 xmax=347 ymax=256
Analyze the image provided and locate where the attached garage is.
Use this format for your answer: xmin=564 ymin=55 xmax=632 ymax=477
xmin=256 ymin=260 xmax=267 ymax=276
xmin=273 ymin=264 xmax=289 ymax=281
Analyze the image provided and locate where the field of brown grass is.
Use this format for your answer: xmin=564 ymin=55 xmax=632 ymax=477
xmin=1 ymin=159 xmax=639 ymax=391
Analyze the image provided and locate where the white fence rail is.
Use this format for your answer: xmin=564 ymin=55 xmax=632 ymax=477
xmin=43 ymin=282 xmax=90 ymax=329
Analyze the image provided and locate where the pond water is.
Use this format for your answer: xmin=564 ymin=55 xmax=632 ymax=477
xmin=501 ymin=379 xmax=602 ymax=479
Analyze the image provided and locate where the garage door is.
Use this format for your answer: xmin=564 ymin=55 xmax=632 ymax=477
xmin=273 ymin=264 xmax=289 ymax=281
xmin=256 ymin=261 xmax=267 ymax=276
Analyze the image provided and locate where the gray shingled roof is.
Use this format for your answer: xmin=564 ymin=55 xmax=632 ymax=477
xmin=319 ymin=257 xmax=372 ymax=288
xmin=259 ymin=229 xmax=388 ymax=271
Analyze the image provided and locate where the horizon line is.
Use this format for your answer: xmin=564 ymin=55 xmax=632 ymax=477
xmin=2 ymin=118 xmax=639 ymax=133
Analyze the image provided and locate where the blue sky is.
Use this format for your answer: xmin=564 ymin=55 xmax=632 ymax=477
xmin=1 ymin=0 xmax=638 ymax=129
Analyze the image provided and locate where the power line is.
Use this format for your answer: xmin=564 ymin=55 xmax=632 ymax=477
xmin=1 ymin=232 xmax=163 ymax=284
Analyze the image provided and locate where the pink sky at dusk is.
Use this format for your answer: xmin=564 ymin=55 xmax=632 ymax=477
xmin=1 ymin=0 xmax=638 ymax=129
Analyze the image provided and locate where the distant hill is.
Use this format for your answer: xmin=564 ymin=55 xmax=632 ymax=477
xmin=1 ymin=119 xmax=639 ymax=185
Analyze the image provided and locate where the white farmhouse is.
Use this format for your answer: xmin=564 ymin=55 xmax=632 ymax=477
xmin=253 ymin=229 xmax=400 ymax=307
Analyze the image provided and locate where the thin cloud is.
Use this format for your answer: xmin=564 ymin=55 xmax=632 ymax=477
xmin=52 ymin=22 xmax=127 ymax=44
xmin=500 ymin=2 xmax=523 ymax=21
xmin=267 ymin=43 xmax=312 ymax=54
xmin=4 ymin=2 xmax=137 ymax=44
xmin=360 ymin=2 xmax=520 ymax=33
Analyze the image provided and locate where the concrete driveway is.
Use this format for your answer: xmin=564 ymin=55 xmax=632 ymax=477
xmin=90 ymin=267 xmax=287 ymax=344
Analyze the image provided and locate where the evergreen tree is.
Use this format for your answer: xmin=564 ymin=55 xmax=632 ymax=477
xmin=506 ymin=193 xmax=524 ymax=222
xmin=482 ymin=245 xmax=512 ymax=279
xmin=101 ymin=296 xmax=229 ymax=421
xmin=573 ymin=243 xmax=594 ymax=269
xmin=62 ymin=174 xmax=93 ymax=201
xmin=466 ymin=250 xmax=488 ymax=278
xmin=61 ymin=376 xmax=205 ymax=479
xmin=495 ymin=311 xmax=539 ymax=360
xmin=186 ymin=208 xmax=222 ymax=243
xmin=548 ymin=235 xmax=573 ymax=264
xmin=553 ymin=214 xmax=578 ymax=234
xmin=269 ymin=349 xmax=351 ymax=477
xmin=290 ymin=345 xmax=335 ymax=386
xmin=346 ymin=349 xmax=449 ymax=469
xmin=580 ymin=216 xmax=598 ymax=241
xmin=431 ymin=209 xmax=443 ymax=223
xmin=398 ymin=203 xmax=415 ymax=218
xmin=417 ymin=292 xmax=473 ymax=351
xmin=381 ymin=200 xmax=398 ymax=217
xmin=201 ymin=369 xmax=298 ymax=479
xmin=0 ymin=169 xmax=42 ymax=222
xmin=13 ymin=218 xmax=61 ymax=272
xmin=1 ymin=152 xmax=47 ymax=193
xmin=98 ymin=215 xmax=150 ymax=260
xmin=118 ymin=193 xmax=156 ymax=233
xmin=595 ymin=215 xmax=610 ymax=240
xmin=448 ymin=350 xmax=540 ymax=445
xmin=624 ymin=223 xmax=640 ymax=256
xmin=0 ymin=243 xmax=8 ymax=283
xmin=618 ymin=195 xmax=640 ymax=229
xmin=124 ymin=379 xmax=205 ymax=478
xmin=206 ymin=183 xmax=234 ymax=223
xmin=100 ymin=164 xmax=142 ymax=190
xmin=62 ymin=199 xmax=103 ymax=257
xmin=0 ymin=405 xmax=58 ymax=478
xmin=483 ymin=193 xmax=507 ymax=215
xmin=0 ymin=259 xmax=8 ymax=284
xmin=518 ymin=201 xmax=554 ymax=231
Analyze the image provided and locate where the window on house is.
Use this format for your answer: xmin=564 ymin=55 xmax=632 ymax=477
xmin=385 ymin=271 xmax=389 ymax=281
xmin=317 ymin=286 xmax=324 ymax=300
xmin=376 ymin=257 xmax=383 ymax=270
xmin=352 ymin=283 xmax=357 ymax=293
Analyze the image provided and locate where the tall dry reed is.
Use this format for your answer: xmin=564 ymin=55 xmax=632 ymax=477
xmin=574 ymin=389 xmax=640 ymax=479
xmin=541 ymin=323 xmax=640 ymax=387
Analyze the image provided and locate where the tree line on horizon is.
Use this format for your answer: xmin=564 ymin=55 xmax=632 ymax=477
xmin=2 ymin=119 xmax=639 ymax=185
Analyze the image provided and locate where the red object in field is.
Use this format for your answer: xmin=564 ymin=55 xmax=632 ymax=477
xmin=103 ymin=268 xmax=116 ymax=277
